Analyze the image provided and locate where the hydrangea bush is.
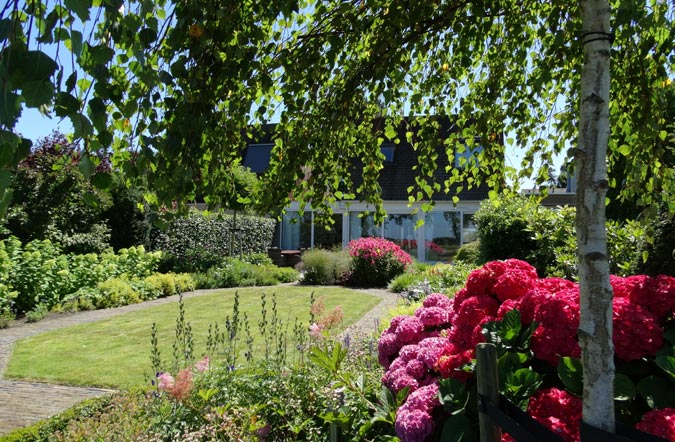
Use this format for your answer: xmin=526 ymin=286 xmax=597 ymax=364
xmin=348 ymin=237 xmax=413 ymax=287
xmin=378 ymin=259 xmax=675 ymax=442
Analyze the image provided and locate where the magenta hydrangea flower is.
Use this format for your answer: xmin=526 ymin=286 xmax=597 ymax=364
xmin=414 ymin=305 xmax=451 ymax=328
xmin=636 ymin=408 xmax=675 ymax=440
xmin=527 ymin=388 xmax=582 ymax=442
xmin=613 ymin=297 xmax=663 ymax=361
xmin=395 ymin=384 xmax=440 ymax=442
xmin=531 ymin=294 xmax=580 ymax=366
xmin=423 ymin=293 xmax=454 ymax=310
xmin=493 ymin=269 xmax=537 ymax=302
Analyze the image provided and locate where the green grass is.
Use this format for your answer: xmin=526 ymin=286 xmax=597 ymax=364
xmin=5 ymin=286 xmax=380 ymax=389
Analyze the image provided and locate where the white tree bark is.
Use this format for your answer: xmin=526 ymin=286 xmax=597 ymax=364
xmin=577 ymin=0 xmax=614 ymax=435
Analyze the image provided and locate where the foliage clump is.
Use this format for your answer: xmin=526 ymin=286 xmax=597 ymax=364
xmin=347 ymin=237 xmax=412 ymax=287
xmin=300 ymin=248 xmax=351 ymax=285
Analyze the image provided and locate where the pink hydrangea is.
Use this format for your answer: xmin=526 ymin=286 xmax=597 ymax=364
xmin=613 ymin=297 xmax=663 ymax=361
xmin=414 ymin=306 xmax=451 ymax=328
xmin=348 ymin=237 xmax=413 ymax=267
xmin=527 ymin=388 xmax=581 ymax=442
xmin=395 ymin=384 xmax=441 ymax=442
xmin=531 ymin=294 xmax=580 ymax=366
xmin=636 ymin=408 xmax=675 ymax=440
xmin=422 ymin=293 xmax=454 ymax=310
xmin=436 ymin=344 xmax=475 ymax=382
xmin=449 ymin=295 xmax=498 ymax=350
xmin=493 ymin=269 xmax=537 ymax=302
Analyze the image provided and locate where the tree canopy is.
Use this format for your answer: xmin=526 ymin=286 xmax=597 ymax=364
xmin=2 ymin=0 xmax=675 ymax=435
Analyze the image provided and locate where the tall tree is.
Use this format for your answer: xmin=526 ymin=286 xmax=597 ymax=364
xmin=2 ymin=0 xmax=674 ymax=435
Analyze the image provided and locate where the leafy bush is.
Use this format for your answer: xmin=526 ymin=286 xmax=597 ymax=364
xmin=0 ymin=305 xmax=14 ymax=328
xmin=144 ymin=273 xmax=178 ymax=298
xmin=103 ymin=178 xmax=152 ymax=251
xmin=240 ymin=252 xmax=273 ymax=266
xmin=192 ymin=260 xmax=297 ymax=289
xmin=151 ymin=211 xmax=275 ymax=273
xmin=347 ymin=237 xmax=412 ymax=287
xmin=378 ymin=259 xmax=675 ymax=442
xmin=636 ymin=209 xmax=675 ymax=276
xmin=454 ymin=241 xmax=482 ymax=265
xmin=24 ymin=304 xmax=48 ymax=323
xmin=301 ymin=249 xmax=351 ymax=285
xmin=93 ymin=278 xmax=142 ymax=309
xmin=4 ymin=132 xmax=113 ymax=254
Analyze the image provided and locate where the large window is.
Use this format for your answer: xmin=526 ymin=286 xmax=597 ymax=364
xmin=349 ymin=212 xmax=380 ymax=240
xmin=314 ymin=214 xmax=343 ymax=250
xmin=384 ymin=214 xmax=417 ymax=256
xmin=280 ymin=211 xmax=311 ymax=250
xmin=425 ymin=211 xmax=461 ymax=261
xmin=281 ymin=211 xmax=342 ymax=250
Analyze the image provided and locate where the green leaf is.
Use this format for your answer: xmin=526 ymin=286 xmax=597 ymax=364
xmin=0 ymin=92 xmax=22 ymax=127
xmin=384 ymin=123 xmax=397 ymax=140
xmin=659 ymin=130 xmax=668 ymax=142
xmin=22 ymin=51 xmax=58 ymax=83
xmin=54 ymin=92 xmax=80 ymax=117
xmin=0 ymin=131 xmax=20 ymax=167
xmin=440 ymin=413 xmax=476 ymax=442
xmin=70 ymin=113 xmax=93 ymax=138
xmin=0 ymin=169 xmax=12 ymax=192
xmin=138 ymin=28 xmax=158 ymax=47
xmin=91 ymin=172 xmax=112 ymax=190
xmin=664 ymin=330 xmax=675 ymax=346
xmin=656 ymin=353 xmax=675 ymax=380
xmin=499 ymin=309 xmax=522 ymax=343
xmin=64 ymin=0 xmax=92 ymax=22
xmin=21 ymin=81 xmax=55 ymax=107
xmin=614 ymin=373 xmax=636 ymax=401
xmin=637 ymin=376 xmax=675 ymax=409
xmin=617 ymin=144 xmax=631 ymax=156
xmin=438 ymin=377 xmax=470 ymax=412
xmin=78 ymin=155 xmax=95 ymax=178
xmin=557 ymin=357 xmax=583 ymax=396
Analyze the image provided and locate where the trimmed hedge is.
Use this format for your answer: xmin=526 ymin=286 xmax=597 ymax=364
xmin=151 ymin=211 xmax=275 ymax=273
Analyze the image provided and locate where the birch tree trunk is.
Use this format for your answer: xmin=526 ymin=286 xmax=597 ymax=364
xmin=577 ymin=0 xmax=615 ymax=434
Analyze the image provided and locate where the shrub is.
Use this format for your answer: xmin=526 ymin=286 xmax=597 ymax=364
xmin=93 ymin=278 xmax=142 ymax=309
xmin=0 ymin=305 xmax=14 ymax=328
xmin=151 ymin=211 xmax=275 ymax=273
xmin=24 ymin=304 xmax=48 ymax=323
xmin=378 ymin=259 xmax=675 ymax=442
xmin=454 ymin=241 xmax=482 ymax=265
xmin=388 ymin=272 xmax=419 ymax=293
xmin=144 ymin=273 xmax=178 ymax=298
xmin=239 ymin=252 xmax=273 ymax=266
xmin=636 ymin=209 xmax=675 ymax=276
xmin=347 ymin=237 xmax=412 ymax=287
xmin=301 ymin=249 xmax=351 ymax=285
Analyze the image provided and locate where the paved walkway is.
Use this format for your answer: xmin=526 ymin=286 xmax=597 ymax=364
xmin=0 ymin=285 xmax=398 ymax=436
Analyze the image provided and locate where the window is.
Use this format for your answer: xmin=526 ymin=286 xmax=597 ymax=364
xmin=244 ymin=144 xmax=273 ymax=173
xmin=462 ymin=213 xmax=478 ymax=243
xmin=384 ymin=214 xmax=417 ymax=255
xmin=454 ymin=143 xmax=483 ymax=168
xmin=280 ymin=211 xmax=311 ymax=250
xmin=424 ymin=212 xmax=461 ymax=261
xmin=349 ymin=212 xmax=380 ymax=240
xmin=381 ymin=144 xmax=395 ymax=162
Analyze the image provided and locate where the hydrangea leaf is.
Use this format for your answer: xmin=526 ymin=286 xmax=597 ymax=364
xmin=557 ymin=356 xmax=583 ymax=397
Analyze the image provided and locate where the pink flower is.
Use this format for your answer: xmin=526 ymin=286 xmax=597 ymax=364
xmin=194 ymin=355 xmax=210 ymax=373
xmin=395 ymin=384 xmax=441 ymax=442
xmin=613 ymin=297 xmax=663 ymax=361
xmin=636 ymin=408 xmax=675 ymax=440
xmin=436 ymin=343 xmax=475 ymax=382
xmin=422 ymin=293 xmax=454 ymax=310
xmin=527 ymin=388 xmax=581 ymax=442
xmin=531 ymin=293 xmax=580 ymax=366
xmin=449 ymin=295 xmax=498 ymax=350
xmin=414 ymin=306 xmax=451 ymax=328
xmin=309 ymin=323 xmax=323 ymax=339
xmin=157 ymin=372 xmax=175 ymax=390
xmin=493 ymin=269 xmax=537 ymax=302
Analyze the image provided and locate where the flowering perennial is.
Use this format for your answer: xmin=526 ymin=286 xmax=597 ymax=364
xmin=348 ymin=237 xmax=412 ymax=287
xmin=378 ymin=259 xmax=675 ymax=442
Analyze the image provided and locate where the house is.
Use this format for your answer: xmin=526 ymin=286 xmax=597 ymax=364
xmin=243 ymin=117 xmax=496 ymax=262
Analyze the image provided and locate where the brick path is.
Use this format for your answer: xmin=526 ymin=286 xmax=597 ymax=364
xmin=0 ymin=286 xmax=397 ymax=436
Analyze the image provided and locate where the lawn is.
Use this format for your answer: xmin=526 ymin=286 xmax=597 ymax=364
xmin=4 ymin=286 xmax=381 ymax=389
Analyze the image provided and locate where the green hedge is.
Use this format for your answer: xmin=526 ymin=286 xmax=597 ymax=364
xmin=0 ymin=236 xmax=161 ymax=314
xmin=151 ymin=212 xmax=276 ymax=273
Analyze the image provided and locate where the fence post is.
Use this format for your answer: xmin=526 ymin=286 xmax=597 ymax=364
xmin=477 ymin=343 xmax=501 ymax=442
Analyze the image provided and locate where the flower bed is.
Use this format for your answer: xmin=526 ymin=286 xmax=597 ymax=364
xmin=378 ymin=259 xmax=675 ymax=442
